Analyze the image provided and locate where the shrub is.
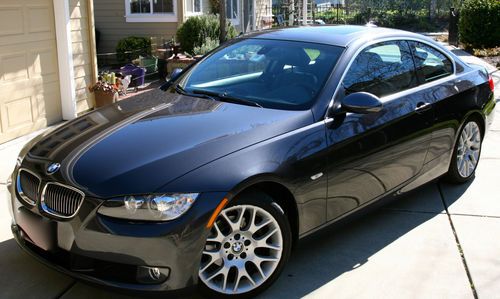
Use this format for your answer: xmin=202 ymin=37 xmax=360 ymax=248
xmin=116 ymin=36 xmax=152 ymax=63
xmin=193 ymin=38 xmax=220 ymax=56
xmin=176 ymin=14 xmax=237 ymax=55
xmin=459 ymin=0 xmax=500 ymax=48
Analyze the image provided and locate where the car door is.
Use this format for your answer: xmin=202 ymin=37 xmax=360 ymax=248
xmin=325 ymin=40 xmax=434 ymax=222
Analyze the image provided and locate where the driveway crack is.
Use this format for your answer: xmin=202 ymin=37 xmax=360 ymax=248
xmin=437 ymin=182 xmax=478 ymax=299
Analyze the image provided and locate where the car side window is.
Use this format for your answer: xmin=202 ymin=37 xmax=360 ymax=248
xmin=342 ymin=41 xmax=417 ymax=98
xmin=409 ymin=41 xmax=453 ymax=83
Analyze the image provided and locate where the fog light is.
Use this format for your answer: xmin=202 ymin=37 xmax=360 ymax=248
xmin=136 ymin=266 xmax=170 ymax=284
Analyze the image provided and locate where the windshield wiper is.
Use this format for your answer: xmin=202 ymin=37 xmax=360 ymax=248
xmin=174 ymin=84 xmax=218 ymax=101
xmin=192 ymin=89 xmax=263 ymax=108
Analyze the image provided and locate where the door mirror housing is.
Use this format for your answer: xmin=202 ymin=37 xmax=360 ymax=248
xmin=341 ymin=92 xmax=383 ymax=114
xmin=169 ymin=68 xmax=183 ymax=81
xmin=160 ymin=68 xmax=184 ymax=91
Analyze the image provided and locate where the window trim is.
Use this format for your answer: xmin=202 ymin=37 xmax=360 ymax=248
xmin=409 ymin=41 xmax=454 ymax=84
xmin=325 ymin=37 xmax=457 ymax=119
xmin=226 ymin=0 xmax=240 ymax=26
xmin=125 ymin=0 xmax=178 ymax=23
xmin=185 ymin=0 xmax=203 ymax=16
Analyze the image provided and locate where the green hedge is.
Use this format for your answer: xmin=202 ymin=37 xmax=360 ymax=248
xmin=459 ymin=0 xmax=500 ymax=48
xmin=176 ymin=14 xmax=237 ymax=55
xmin=115 ymin=36 xmax=152 ymax=63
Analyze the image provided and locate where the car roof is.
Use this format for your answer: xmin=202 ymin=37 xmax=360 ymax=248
xmin=241 ymin=25 xmax=426 ymax=47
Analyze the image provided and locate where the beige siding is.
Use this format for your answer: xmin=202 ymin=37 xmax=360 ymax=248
xmin=70 ymin=0 xmax=96 ymax=114
xmin=94 ymin=0 xmax=184 ymax=54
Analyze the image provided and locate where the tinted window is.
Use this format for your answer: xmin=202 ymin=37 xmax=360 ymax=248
xmin=409 ymin=41 xmax=453 ymax=83
xmin=179 ymin=39 xmax=343 ymax=110
xmin=343 ymin=41 xmax=417 ymax=97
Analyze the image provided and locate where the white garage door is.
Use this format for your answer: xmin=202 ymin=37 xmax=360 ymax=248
xmin=0 ymin=0 xmax=61 ymax=144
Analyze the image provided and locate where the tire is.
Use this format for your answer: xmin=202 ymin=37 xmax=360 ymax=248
xmin=445 ymin=119 xmax=483 ymax=183
xmin=198 ymin=191 xmax=292 ymax=298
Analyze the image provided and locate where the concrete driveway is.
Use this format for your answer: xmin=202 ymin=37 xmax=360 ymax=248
xmin=1 ymin=54 xmax=499 ymax=299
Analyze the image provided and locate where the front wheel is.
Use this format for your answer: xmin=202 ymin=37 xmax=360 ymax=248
xmin=198 ymin=192 xmax=292 ymax=298
xmin=446 ymin=119 xmax=482 ymax=183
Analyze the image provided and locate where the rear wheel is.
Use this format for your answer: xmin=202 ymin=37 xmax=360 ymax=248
xmin=446 ymin=119 xmax=482 ymax=183
xmin=198 ymin=192 xmax=291 ymax=298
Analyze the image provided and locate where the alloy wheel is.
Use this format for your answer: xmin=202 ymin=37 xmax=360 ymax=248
xmin=199 ymin=204 xmax=283 ymax=295
xmin=456 ymin=121 xmax=481 ymax=178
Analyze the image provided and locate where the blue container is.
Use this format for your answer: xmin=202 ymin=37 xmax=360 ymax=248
xmin=120 ymin=64 xmax=146 ymax=87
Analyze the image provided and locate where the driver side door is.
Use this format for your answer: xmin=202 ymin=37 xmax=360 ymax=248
xmin=325 ymin=40 xmax=434 ymax=222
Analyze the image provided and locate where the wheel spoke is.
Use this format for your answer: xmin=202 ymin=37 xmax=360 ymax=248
xmin=207 ymin=222 xmax=225 ymax=243
xmin=221 ymin=212 xmax=240 ymax=233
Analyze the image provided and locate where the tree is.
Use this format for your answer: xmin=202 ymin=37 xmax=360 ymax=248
xmin=219 ymin=0 xmax=226 ymax=43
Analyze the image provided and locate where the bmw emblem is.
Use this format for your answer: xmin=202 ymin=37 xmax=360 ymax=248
xmin=47 ymin=163 xmax=61 ymax=174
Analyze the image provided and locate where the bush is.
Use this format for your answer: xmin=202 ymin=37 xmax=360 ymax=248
xmin=193 ymin=38 xmax=220 ymax=56
xmin=176 ymin=14 xmax=237 ymax=55
xmin=116 ymin=36 xmax=152 ymax=63
xmin=459 ymin=0 xmax=500 ymax=48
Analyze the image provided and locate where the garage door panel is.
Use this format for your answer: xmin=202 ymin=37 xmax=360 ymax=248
xmin=0 ymin=0 xmax=61 ymax=143
xmin=0 ymin=53 xmax=29 ymax=82
xmin=27 ymin=5 xmax=54 ymax=34
xmin=0 ymin=6 xmax=24 ymax=36
xmin=29 ymin=48 xmax=58 ymax=78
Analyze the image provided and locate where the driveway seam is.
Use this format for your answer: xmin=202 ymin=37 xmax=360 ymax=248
xmin=53 ymin=280 xmax=77 ymax=299
xmin=437 ymin=182 xmax=478 ymax=299
xmin=448 ymin=213 xmax=500 ymax=219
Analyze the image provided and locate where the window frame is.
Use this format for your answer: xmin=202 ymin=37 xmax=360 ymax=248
xmin=342 ymin=40 xmax=419 ymax=98
xmin=409 ymin=41 xmax=455 ymax=84
xmin=326 ymin=37 xmax=457 ymax=119
xmin=185 ymin=0 xmax=203 ymax=16
xmin=226 ymin=0 xmax=240 ymax=26
xmin=125 ymin=0 xmax=178 ymax=23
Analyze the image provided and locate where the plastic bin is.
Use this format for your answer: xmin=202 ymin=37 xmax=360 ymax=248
xmin=120 ymin=64 xmax=146 ymax=87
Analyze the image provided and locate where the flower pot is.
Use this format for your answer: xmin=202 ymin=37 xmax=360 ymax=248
xmin=94 ymin=90 xmax=118 ymax=108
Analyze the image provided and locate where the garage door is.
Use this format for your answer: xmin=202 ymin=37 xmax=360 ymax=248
xmin=0 ymin=0 xmax=61 ymax=144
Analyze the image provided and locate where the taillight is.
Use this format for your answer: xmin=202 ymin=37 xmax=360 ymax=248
xmin=489 ymin=75 xmax=495 ymax=92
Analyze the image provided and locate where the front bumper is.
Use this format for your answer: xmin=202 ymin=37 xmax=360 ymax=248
xmin=7 ymin=171 xmax=226 ymax=295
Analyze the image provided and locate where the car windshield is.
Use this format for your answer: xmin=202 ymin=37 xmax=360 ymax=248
xmin=177 ymin=38 xmax=344 ymax=110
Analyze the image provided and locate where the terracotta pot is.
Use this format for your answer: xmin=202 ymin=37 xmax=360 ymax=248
xmin=94 ymin=90 xmax=117 ymax=108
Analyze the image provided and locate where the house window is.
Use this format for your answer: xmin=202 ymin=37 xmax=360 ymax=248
xmin=125 ymin=0 xmax=177 ymax=22
xmin=186 ymin=0 xmax=203 ymax=16
xmin=226 ymin=0 xmax=239 ymax=25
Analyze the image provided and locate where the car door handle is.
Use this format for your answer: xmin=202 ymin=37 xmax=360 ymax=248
xmin=415 ymin=102 xmax=432 ymax=113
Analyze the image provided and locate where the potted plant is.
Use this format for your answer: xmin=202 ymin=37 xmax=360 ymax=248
xmin=89 ymin=78 xmax=119 ymax=108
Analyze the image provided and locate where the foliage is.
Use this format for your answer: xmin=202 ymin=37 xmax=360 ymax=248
xmin=116 ymin=36 xmax=152 ymax=63
xmin=459 ymin=0 xmax=500 ymax=48
xmin=176 ymin=14 xmax=237 ymax=55
xmin=208 ymin=0 xmax=220 ymax=14
xmin=193 ymin=38 xmax=220 ymax=56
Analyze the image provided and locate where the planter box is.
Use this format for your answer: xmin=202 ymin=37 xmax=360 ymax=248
xmin=94 ymin=90 xmax=118 ymax=108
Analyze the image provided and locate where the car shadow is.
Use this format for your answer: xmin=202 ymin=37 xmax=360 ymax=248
xmin=255 ymin=180 xmax=470 ymax=299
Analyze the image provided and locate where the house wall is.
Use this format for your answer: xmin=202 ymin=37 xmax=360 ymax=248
xmin=94 ymin=0 xmax=184 ymax=54
xmin=70 ymin=0 xmax=97 ymax=114
xmin=256 ymin=0 xmax=273 ymax=30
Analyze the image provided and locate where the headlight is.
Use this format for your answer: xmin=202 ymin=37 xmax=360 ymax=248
xmin=97 ymin=193 xmax=199 ymax=221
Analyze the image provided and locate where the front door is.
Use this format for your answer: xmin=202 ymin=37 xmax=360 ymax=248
xmin=326 ymin=40 xmax=434 ymax=221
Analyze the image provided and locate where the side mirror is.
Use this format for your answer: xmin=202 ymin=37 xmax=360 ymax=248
xmin=160 ymin=68 xmax=183 ymax=91
xmin=341 ymin=92 xmax=383 ymax=114
xmin=169 ymin=68 xmax=183 ymax=81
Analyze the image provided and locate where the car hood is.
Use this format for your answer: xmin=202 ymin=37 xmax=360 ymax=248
xmin=23 ymin=89 xmax=313 ymax=198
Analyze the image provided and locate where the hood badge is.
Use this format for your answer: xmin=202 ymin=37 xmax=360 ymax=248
xmin=47 ymin=163 xmax=61 ymax=174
